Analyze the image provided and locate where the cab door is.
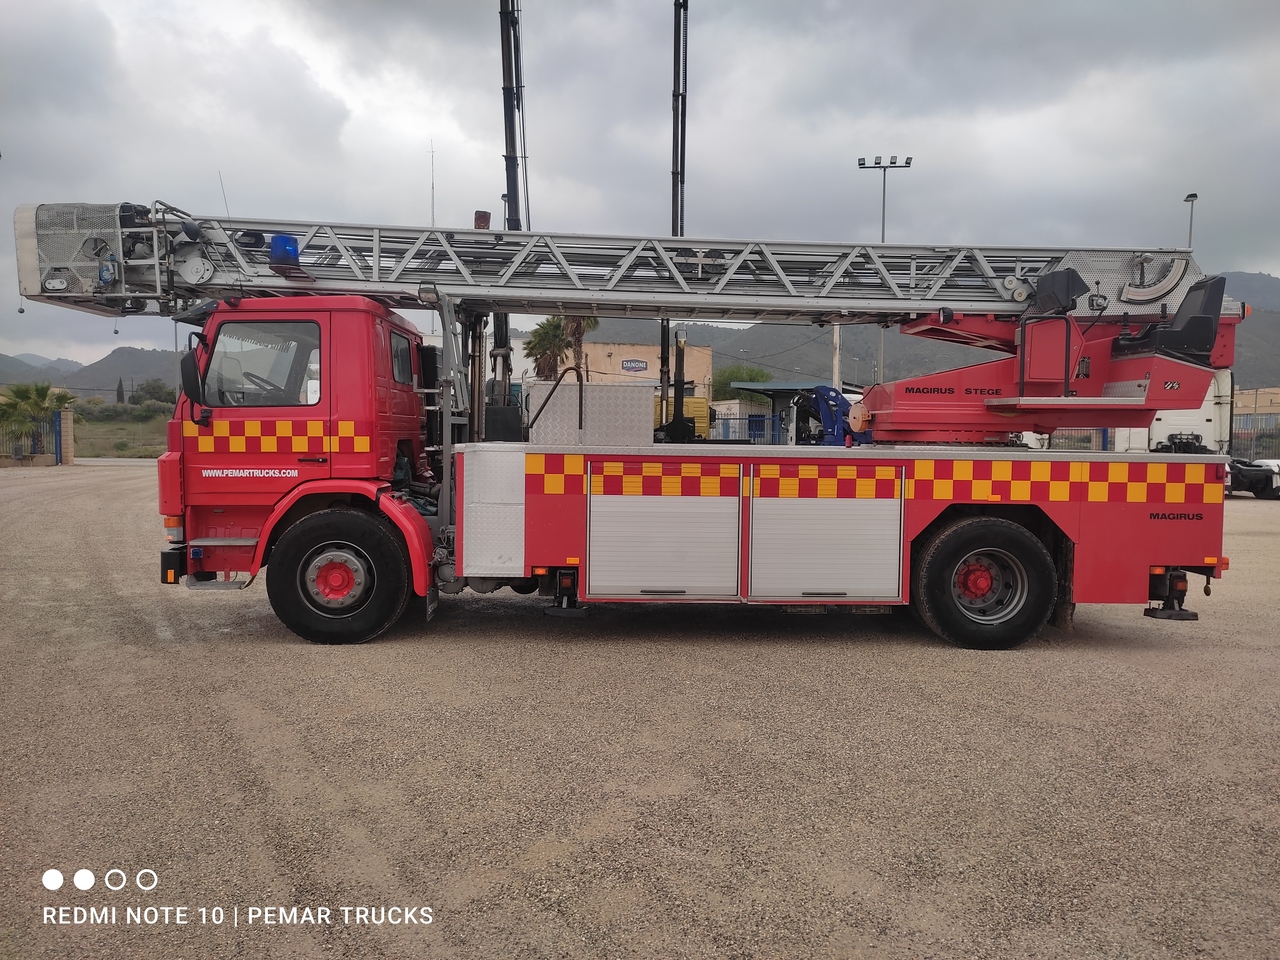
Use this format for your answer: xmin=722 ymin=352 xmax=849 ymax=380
xmin=183 ymin=315 xmax=331 ymax=509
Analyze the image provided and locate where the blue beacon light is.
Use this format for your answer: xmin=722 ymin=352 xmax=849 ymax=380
xmin=269 ymin=234 xmax=300 ymax=266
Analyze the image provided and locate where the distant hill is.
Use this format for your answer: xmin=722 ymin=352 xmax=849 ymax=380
xmin=582 ymin=318 xmax=739 ymax=349
xmin=0 ymin=348 xmax=179 ymax=400
xmin=1221 ymin=272 xmax=1280 ymax=312
xmin=1219 ymin=273 xmax=1280 ymax=388
xmin=513 ymin=318 xmax=739 ymax=349
xmin=14 ymin=353 xmax=83 ymax=372
xmin=1233 ymin=309 xmax=1280 ymax=390
xmin=717 ymin=322 xmax=994 ymax=386
xmin=0 ymin=354 xmax=45 ymax=386
xmin=68 ymin=348 xmax=179 ymax=397
xmin=514 ymin=316 xmax=993 ymax=385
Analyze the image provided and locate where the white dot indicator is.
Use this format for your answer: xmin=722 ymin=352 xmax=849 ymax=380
xmin=42 ymin=869 xmax=64 ymax=891
xmin=104 ymin=870 xmax=127 ymax=891
xmin=74 ymin=869 xmax=95 ymax=890
xmin=136 ymin=869 xmax=158 ymax=891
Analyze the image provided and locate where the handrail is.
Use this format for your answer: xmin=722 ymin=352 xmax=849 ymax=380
xmin=526 ymin=366 xmax=584 ymax=432
xmin=1017 ymin=314 xmax=1074 ymax=399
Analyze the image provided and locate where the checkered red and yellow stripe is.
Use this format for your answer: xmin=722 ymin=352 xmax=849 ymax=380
xmin=589 ymin=460 xmax=740 ymax=497
xmin=183 ymin=419 xmax=371 ymax=454
xmin=752 ymin=463 xmax=900 ymax=499
xmin=906 ymin=460 xmax=1224 ymax=504
xmin=526 ymin=453 xmax=586 ymax=495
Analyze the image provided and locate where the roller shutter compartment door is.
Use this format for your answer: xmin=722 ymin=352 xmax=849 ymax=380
xmin=748 ymin=465 xmax=902 ymax=600
xmin=587 ymin=464 xmax=741 ymax=598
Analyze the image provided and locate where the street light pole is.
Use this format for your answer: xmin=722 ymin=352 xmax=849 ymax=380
xmin=1184 ymin=193 xmax=1198 ymax=248
xmin=858 ymin=154 xmax=913 ymax=243
xmin=859 ymin=155 xmax=913 ymax=382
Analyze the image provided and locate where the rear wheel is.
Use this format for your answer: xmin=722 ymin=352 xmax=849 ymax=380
xmin=266 ymin=509 xmax=411 ymax=644
xmin=912 ymin=517 xmax=1055 ymax=650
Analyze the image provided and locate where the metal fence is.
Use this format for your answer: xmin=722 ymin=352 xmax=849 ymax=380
xmin=0 ymin=416 xmax=60 ymax=463
xmin=1045 ymin=426 xmax=1278 ymax=461
xmin=1045 ymin=428 xmax=1110 ymax=451
xmin=712 ymin=415 xmax=785 ymax=444
xmin=1232 ymin=429 xmax=1280 ymax=462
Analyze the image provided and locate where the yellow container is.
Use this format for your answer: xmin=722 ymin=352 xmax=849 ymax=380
xmin=654 ymin=396 xmax=710 ymax=438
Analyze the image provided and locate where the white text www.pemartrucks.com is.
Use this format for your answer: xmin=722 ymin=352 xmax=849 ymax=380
xmin=201 ymin=468 xmax=300 ymax=478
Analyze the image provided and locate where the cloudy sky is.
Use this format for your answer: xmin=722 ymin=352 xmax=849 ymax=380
xmin=3 ymin=0 xmax=1279 ymax=363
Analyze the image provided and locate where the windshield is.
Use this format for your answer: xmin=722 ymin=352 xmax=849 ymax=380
xmin=204 ymin=320 xmax=321 ymax=407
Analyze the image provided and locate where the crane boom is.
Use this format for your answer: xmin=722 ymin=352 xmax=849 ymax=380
xmin=15 ymin=201 xmax=1208 ymax=324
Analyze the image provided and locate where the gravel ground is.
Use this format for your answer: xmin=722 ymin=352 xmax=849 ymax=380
xmin=1 ymin=461 xmax=1277 ymax=960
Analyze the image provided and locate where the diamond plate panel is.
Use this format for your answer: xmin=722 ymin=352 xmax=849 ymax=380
xmin=462 ymin=446 xmax=526 ymax=577
xmin=527 ymin=383 xmax=654 ymax=447
xmin=1056 ymin=251 xmax=1205 ymax=319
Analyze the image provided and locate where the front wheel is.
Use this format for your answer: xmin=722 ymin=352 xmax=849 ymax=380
xmin=912 ymin=517 xmax=1056 ymax=650
xmin=266 ymin=509 xmax=411 ymax=644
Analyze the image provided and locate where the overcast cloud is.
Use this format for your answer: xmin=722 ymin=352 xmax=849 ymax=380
xmin=2 ymin=0 xmax=1279 ymax=363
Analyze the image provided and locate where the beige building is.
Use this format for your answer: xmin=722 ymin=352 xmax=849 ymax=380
xmin=581 ymin=341 xmax=713 ymax=397
xmin=1234 ymin=385 xmax=1280 ymax=428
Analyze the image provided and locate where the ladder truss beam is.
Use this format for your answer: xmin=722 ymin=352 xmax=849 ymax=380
xmin=15 ymin=202 xmax=1206 ymax=322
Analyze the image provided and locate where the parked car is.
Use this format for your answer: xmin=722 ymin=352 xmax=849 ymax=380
xmin=1229 ymin=458 xmax=1280 ymax=499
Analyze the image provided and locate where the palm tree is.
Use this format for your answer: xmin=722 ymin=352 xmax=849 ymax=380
xmin=561 ymin=315 xmax=600 ymax=374
xmin=523 ymin=317 xmax=571 ymax=379
xmin=0 ymin=382 xmax=76 ymax=455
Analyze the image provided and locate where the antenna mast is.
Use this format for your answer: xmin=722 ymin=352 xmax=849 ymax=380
xmin=671 ymin=0 xmax=689 ymax=238
xmin=499 ymin=0 xmax=525 ymax=232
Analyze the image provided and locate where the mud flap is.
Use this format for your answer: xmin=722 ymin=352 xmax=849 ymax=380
xmin=1052 ymin=536 xmax=1075 ymax=631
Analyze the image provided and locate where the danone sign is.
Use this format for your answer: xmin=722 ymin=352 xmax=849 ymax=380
xmin=621 ymin=359 xmax=649 ymax=373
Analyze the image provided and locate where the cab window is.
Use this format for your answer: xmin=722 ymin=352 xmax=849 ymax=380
xmin=391 ymin=330 xmax=413 ymax=385
xmin=205 ymin=321 xmax=321 ymax=407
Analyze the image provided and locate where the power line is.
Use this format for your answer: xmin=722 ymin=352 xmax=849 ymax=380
xmin=711 ymin=329 xmax=831 ymax=364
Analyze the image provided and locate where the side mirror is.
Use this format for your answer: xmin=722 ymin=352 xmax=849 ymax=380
xmin=180 ymin=350 xmax=211 ymax=427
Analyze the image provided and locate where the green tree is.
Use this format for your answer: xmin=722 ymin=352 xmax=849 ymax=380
xmin=560 ymin=315 xmax=600 ymax=374
xmin=116 ymin=377 xmax=125 ymax=404
xmin=712 ymin=363 xmax=772 ymax=401
xmin=0 ymin=382 xmax=77 ymax=455
xmin=523 ymin=317 xmax=571 ymax=379
xmin=129 ymin=378 xmax=177 ymax=404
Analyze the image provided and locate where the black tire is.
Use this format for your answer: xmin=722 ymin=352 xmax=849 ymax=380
xmin=266 ymin=509 xmax=411 ymax=644
xmin=911 ymin=517 xmax=1055 ymax=650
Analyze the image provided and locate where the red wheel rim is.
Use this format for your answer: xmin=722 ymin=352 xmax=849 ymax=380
xmin=315 ymin=560 xmax=356 ymax=601
xmin=303 ymin=545 xmax=371 ymax=613
xmin=956 ymin=561 xmax=995 ymax=600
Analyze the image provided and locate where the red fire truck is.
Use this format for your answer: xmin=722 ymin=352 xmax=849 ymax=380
xmin=15 ymin=202 xmax=1240 ymax=649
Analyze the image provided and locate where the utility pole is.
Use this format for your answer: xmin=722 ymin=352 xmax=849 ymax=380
xmin=832 ymin=324 xmax=841 ymax=390
xmin=662 ymin=0 xmax=690 ymax=431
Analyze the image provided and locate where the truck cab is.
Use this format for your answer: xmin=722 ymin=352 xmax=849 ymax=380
xmin=160 ymin=297 xmax=436 ymax=642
